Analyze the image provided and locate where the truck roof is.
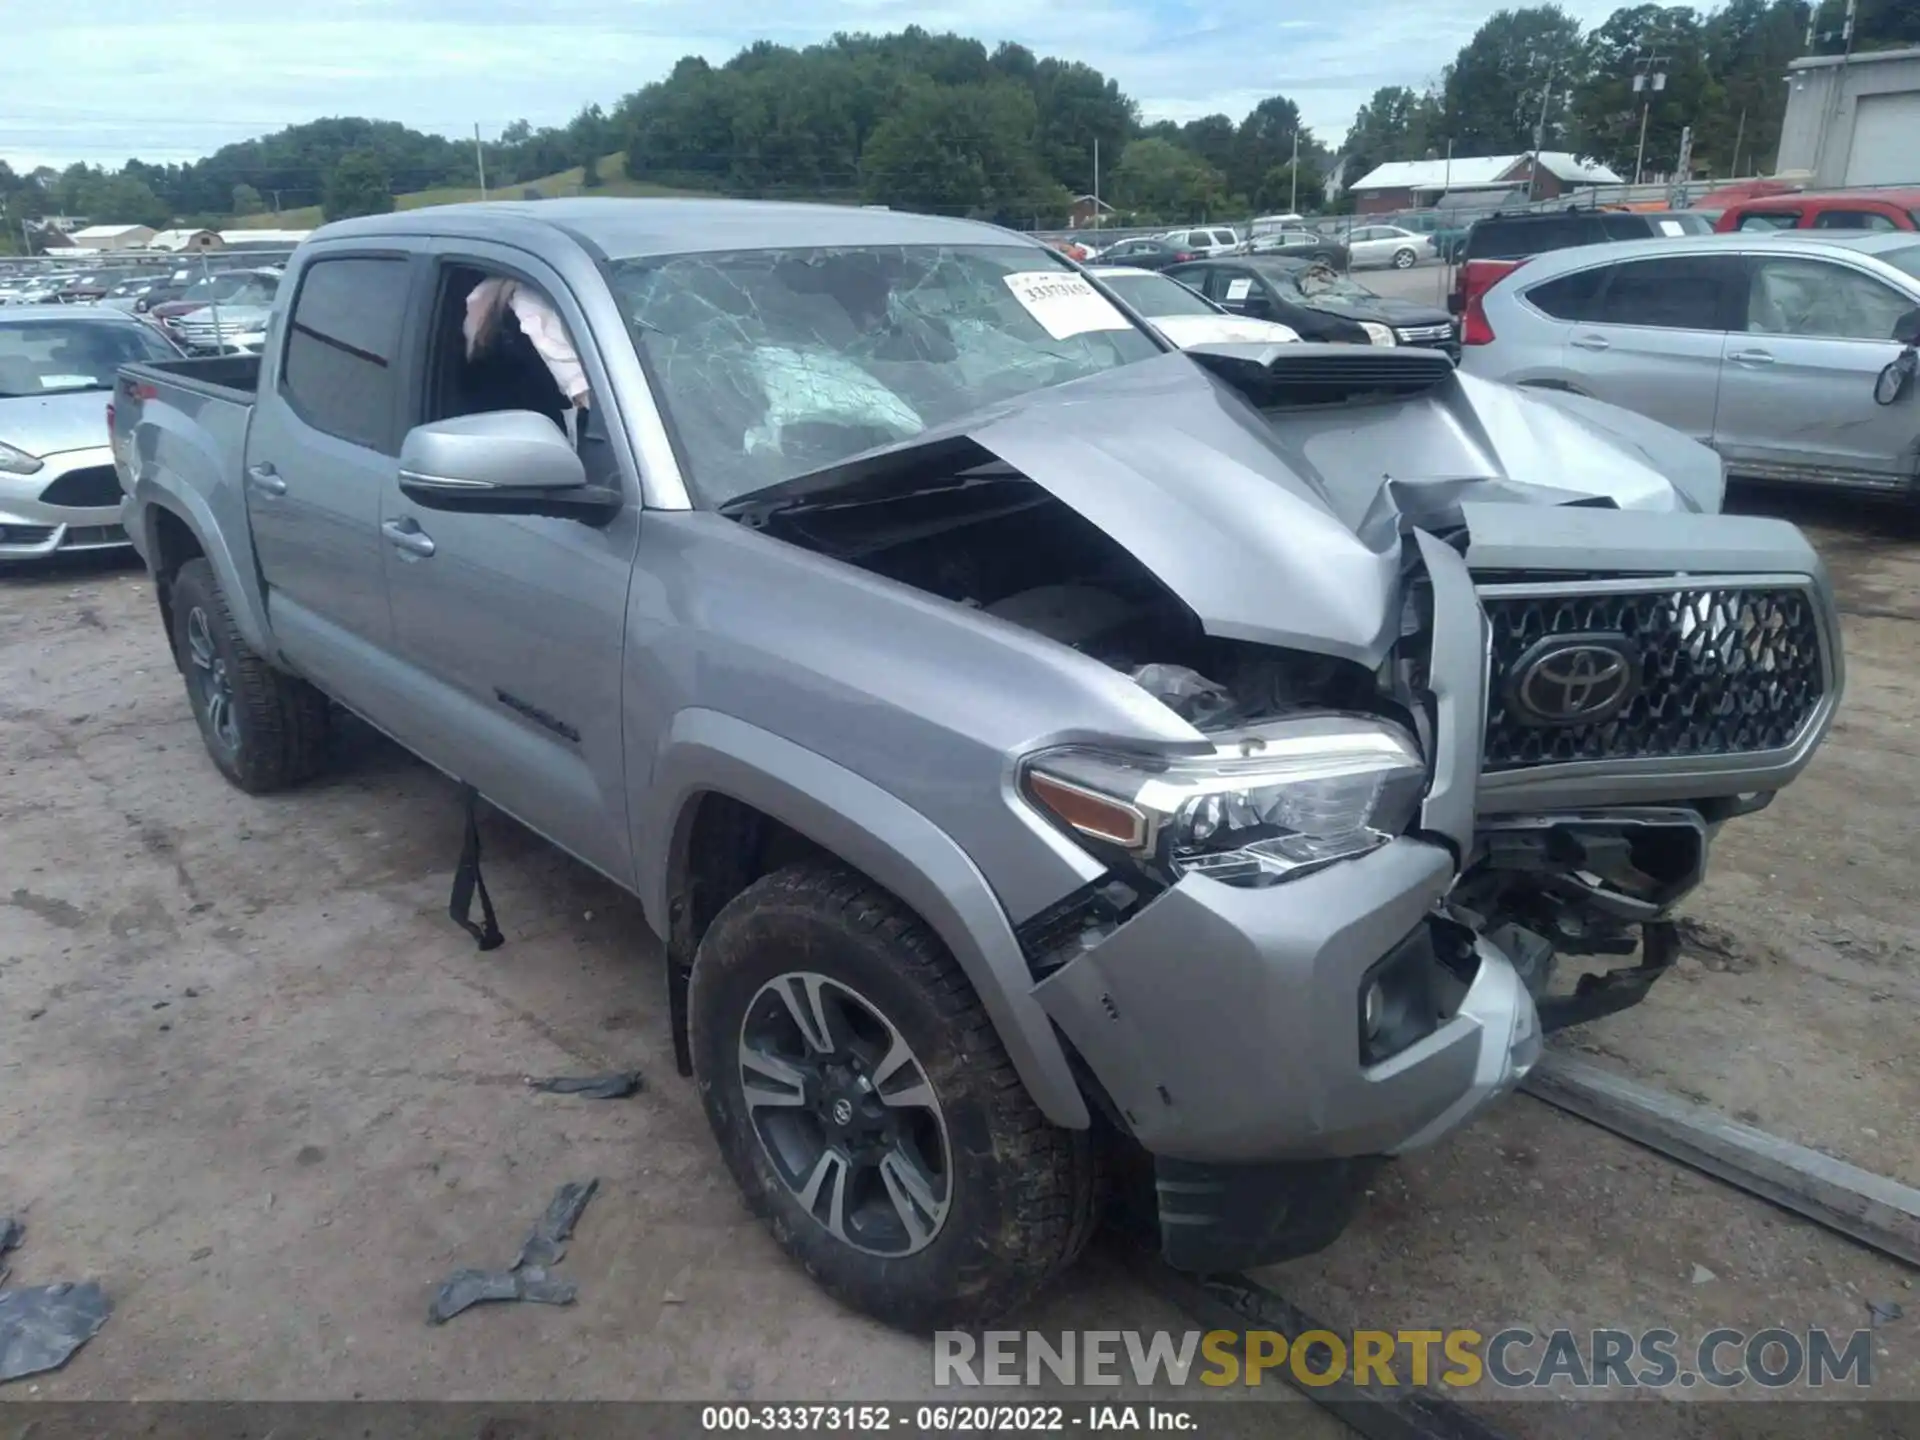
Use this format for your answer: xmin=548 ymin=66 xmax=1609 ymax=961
xmin=312 ymin=198 xmax=1034 ymax=259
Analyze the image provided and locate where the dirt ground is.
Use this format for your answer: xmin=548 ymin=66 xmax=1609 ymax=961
xmin=1 ymin=484 xmax=1914 ymax=1434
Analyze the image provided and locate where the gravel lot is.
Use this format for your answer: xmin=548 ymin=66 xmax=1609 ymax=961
xmin=1 ymin=480 xmax=1914 ymax=1432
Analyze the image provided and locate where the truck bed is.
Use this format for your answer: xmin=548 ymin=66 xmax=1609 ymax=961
xmin=123 ymin=353 xmax=260 ymax=403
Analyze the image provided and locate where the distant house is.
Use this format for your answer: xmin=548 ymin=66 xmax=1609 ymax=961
xmin=1347 ymin=153 xmax=1622 ymax=214
xmin=1067 ymin=194 xmax=1116 ymax=230
xmin=66 ymin=223 xmax=159 ymax=251
xmin=149 ymin=228 xmax=223 ymax=253
xmin=218 ymin=228 xmax=312 ymax=249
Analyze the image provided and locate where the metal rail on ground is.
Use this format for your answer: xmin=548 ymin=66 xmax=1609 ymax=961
xmin=1523 ymin=1052 xmax=1920 ymax=1268
xmin=1133 ymin=1250 xmax=1519 ymax=1440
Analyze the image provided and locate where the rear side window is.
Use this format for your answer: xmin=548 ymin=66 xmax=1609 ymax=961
xmin=1736 ymin=210 xmax=1801 ymax=231
xmin=1596 ymin=255 xmax=1738 ymax=330
xmin=1525 ymin=266 xmax=1610 ymax=321
xmin=281 ymin=256 xmax=411 ymax=452
xmin=1810 ymin=209 xmax=1900 ymax=232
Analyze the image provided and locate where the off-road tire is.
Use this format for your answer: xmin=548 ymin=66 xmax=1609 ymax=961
xmin=690 ymin=863 xmax=1097 ymax=1330
xmin=171 ymin=558 xmax=329 ymax=793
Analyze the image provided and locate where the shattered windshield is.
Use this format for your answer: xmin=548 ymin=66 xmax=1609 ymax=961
xmin=607 ymin=244 xmax=1160 ymax=505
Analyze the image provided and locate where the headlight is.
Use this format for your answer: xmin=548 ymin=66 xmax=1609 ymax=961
xmin=1360 ymin=321 xmax=1396 ymax=347
xmin=0 ymin=440 xmax=44 ymax=476
xmin=1023 ymin=716 xmax=1426 ymax=887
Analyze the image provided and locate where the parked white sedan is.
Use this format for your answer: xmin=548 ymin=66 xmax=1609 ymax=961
xmin=1089 ymin=266 xmax=1300 ymax=348
xmin=1346 ymin=225 xmax=1433 ymax=270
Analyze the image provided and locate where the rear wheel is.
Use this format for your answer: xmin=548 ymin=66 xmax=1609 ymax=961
xmin=690 ymin=864 xmax=1097 ymax=1330
xmin=171 ymin=558 xmax=329 ymax=793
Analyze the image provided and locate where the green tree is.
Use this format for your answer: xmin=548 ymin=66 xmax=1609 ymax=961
xmin=322 ymin=148 xmax=394 ymax=221
xmin=1808 ymin=0 xmax=1920 ymax=50
xmin=1444 ymin=6 xmax=1590 ymax=153
xmin=231 ymin=182 xmax=264 ymax=215
xmin=1109 ymin=137 xmax=1230 ymax=221
xmin=1703 ymin=0 xmax=1811 ymax=171
xmin=1258 ymin=161 xmax=1325 ymax=213
xmin=1570 ymin=6 xmax=1720 ymax=176
xmin=1341 ymin=86 xmax=1446 ymax=175
xmin=1028 ymin=58 xmax=1137 ymax=195
xmin=860 ymin=79 xmax=1058 ymax=221
xmin=1229 ymin=96 xmax=1326 ymax=204
xmin=1179 ymin=115 xmax=1239 ymax=179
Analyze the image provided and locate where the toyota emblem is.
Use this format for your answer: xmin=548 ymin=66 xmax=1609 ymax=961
xmin=831 ymin=1098 xmax=854 ymax=1126
xmin=1509 ymin=634 xmax=1641 ymax=726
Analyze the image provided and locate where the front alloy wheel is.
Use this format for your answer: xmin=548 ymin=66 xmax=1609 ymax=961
xmin=738 ymin=971 xmax=951 ymax=1257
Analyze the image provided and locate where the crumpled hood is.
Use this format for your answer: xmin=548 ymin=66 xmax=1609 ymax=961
xmin=970 ymin=353 xmax=1406 ymax=666
xmin=0 ymin=387 xmax=111 ymax=458
xmin=963 ymin=350 xmax=1717 ymax=668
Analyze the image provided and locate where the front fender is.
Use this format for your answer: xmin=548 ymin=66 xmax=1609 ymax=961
xmin=640 ymin=707 xmax=1091 ymax=1130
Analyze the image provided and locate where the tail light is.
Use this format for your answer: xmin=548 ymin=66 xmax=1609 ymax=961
xmin=1174 ymin=250 xmax=1195 ymax=262
xmin=1461 ymin=290 xmax=1495 ymax=346
xmin=105 ymin=401 xmax=115 ymax=432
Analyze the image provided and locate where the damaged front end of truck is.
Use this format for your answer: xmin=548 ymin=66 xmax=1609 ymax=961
xmin=722 ymin=341 xmax=1843 ymax=1271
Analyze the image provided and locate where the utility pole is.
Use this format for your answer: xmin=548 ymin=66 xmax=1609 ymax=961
xmin=1527 ymin=63 xmax=1556 ymax=203
xmin=474 ymin=123 xmax=489 ymax=200
xmin=1290 ymin=128 xmax=1300 ymax=214
xmin=1731 ymin=108 xmax=1746 ymax=178
xmin=1093 ymin=136 xmax=1100 ymax=230
xmin=1631 ymin=46 xmax=1670 ymax=187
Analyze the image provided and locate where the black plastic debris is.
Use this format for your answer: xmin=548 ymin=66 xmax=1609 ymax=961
xmin=1869 ymin=1300 xmax=1905 ymax=1328
xmin=525 ymin=1071 xmax=643 ymax=1100
xmin=427 ymin=1179 xmax=600 ymax=1326
xmin=0 ymin=1281 xmax=111 ymax=1384
xmin=427 ymin=1268 xmax=575 ymax=1324
xmin=0 ymin=1218 xmax=21 ymax=1258
xmin=516 ymin=1180 xmax=598 ymax=1270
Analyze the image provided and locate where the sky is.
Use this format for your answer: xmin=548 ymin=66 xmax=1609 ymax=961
xmin=5 ymin=0 xmax=1628 ymax=174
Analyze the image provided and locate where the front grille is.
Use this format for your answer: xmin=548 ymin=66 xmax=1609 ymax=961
xmin=1480 ymin=582 xmax=1827 ymax=772
xmin=39 ymin=465 xmax=122 ymax=508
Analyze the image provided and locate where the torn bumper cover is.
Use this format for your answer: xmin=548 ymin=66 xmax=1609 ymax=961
xmin=1034 ymin=840 xmax=1539 ymax=1269
xmin=1033 ymin=840 xmax=1539 ymax=1163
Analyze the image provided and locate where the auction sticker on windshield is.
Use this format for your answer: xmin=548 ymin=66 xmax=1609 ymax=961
xmin=1225 ymin=279 xmax=1253 ymax=301
xmin=1003 ymin=272 xmax=1133 ymax=340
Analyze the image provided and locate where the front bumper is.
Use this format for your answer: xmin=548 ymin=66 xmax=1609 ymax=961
xmin=0 ymin=445 xmax=130 ymax=560
xmin=1033 ymin=838 xmax=1540 ymax=1165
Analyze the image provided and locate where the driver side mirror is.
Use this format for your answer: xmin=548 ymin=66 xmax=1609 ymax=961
xmin=1895 ymin=307 xmax=1920 ymax=348
xmin=397 ymin=411 xmax=619 ymax=523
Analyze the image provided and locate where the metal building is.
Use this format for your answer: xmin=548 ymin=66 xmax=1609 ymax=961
xmin=1777 ymin=46 xmax=1920 ymax=188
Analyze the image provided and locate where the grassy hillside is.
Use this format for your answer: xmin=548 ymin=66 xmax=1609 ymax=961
xmin=229 ymin=152 xmax=700 ymax=229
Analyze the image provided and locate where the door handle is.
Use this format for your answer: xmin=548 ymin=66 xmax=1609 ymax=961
xmin=1570 ymin=334 xmax=1611 ymax=352
xmin=381 ymin=518 xmax=436 ymax=558
xmin=1728 ymin=349 xmax=1775 ymax=366
xmin=245 ymin=462 xmax=286 ymax=496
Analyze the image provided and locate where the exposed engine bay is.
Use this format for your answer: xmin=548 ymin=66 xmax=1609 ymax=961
xmin=735 ymin=465 xmax=1392 ymax=729
xmin=734 ymin=453 xmax=1746 ymax=1033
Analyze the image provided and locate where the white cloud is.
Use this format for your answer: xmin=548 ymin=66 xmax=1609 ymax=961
xmin=6 ymin=0 xmax=1630 ymax=173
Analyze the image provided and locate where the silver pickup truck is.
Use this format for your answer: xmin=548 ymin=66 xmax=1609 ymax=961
xmin=113 ymin=199 xmax=1842 ymax=1330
